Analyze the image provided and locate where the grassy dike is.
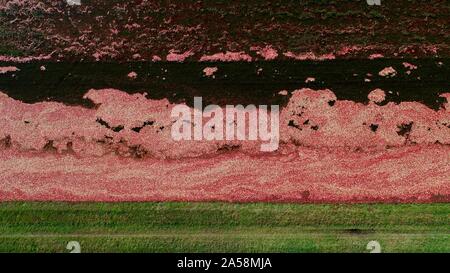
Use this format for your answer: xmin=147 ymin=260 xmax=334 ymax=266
xmin=0 ymin=202 xmax=448 ymax=253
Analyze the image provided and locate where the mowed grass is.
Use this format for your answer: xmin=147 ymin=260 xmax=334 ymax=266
xmin=0 ymin=202 xmax=448 ymax=253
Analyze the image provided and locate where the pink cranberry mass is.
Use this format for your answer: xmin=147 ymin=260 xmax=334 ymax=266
xmin=0 ymin=66 xmax=20 ymax=74
xmin=0 ymin=88 xmax=449 ymax=202
xmin=368 ymin=89 xmax=386 ymax=103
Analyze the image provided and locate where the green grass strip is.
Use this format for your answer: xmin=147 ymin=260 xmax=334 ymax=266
xmin=0 ymin=202 xmax=448 ymax=253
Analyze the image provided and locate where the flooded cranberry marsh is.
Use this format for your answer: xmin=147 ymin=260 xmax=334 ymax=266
xmin=0 ymin=59 xmax=449 ymax=109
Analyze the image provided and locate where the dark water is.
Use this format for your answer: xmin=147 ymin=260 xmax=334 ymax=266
xmin=0 ymin=59 xmax=449 ymax=109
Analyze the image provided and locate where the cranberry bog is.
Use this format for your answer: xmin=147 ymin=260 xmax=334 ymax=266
xmin=0 ymin=60 xmax=449 ymax=203
xmin=0 ymin=60 xmax=448 ymax=253
xmin=0 ymin=0 xmax=449 ymax=253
